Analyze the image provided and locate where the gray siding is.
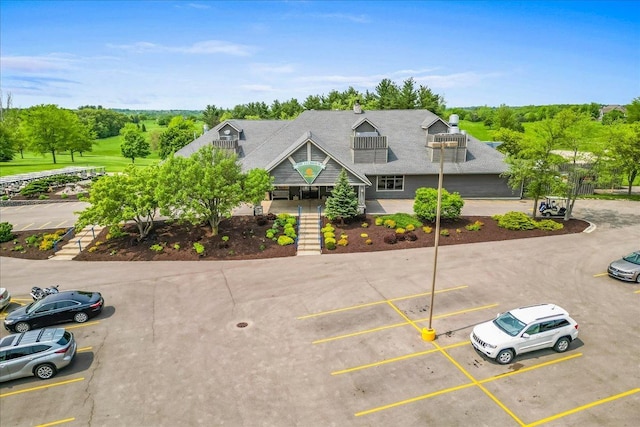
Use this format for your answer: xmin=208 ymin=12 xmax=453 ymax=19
xmin=427 ymin=121 xmax=449 ymax=135
xmin=365 ymin=174 xmax=517 ymax=199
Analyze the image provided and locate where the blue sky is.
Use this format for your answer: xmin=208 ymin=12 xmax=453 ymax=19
xmin=1 ymin=0 xmax=638 ymax=110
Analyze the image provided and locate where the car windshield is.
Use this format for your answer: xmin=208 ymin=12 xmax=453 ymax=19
xmin=25 ymin=299 xmax=44 ymax=314
xmin=622 ymin=252 xmax=640 ymax=265
xmin=493 ymin=312 xmax=526 ymax=337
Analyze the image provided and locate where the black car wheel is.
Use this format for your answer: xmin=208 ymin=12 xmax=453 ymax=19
xmin=553 ymin=337 xmax=571 ymax=353
xmin=496 ymin=349 xmax=514 ymax=364
xmin=74 ymin=312 xmax=89 ymax=323
xmin=34 ymin=363 xmax=57 ymax=380
xmin=15 ymin=322 xmax=30 ymax=333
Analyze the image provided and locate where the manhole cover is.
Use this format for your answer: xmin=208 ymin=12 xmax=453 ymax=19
xmin=236 ymin=322 xmax=248 ymax=328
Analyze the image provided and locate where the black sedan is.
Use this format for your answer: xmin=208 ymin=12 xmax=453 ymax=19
xmin=4 ymin=290 xmax=104 ymax=333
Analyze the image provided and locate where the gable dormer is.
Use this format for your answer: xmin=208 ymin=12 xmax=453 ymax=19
xmin=211 ymin=122 xmax=240 ymax=153
xmin=350 ymin=118 xmax=388 ymax=164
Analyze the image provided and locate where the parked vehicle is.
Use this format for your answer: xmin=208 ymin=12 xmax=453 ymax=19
xmin=30 ymin=285 xmax=60 ymax=301
xmin=0 ymin=328 xmax=77 ymax=382
xmin=0 ymin=287 xmax=11 ymax=311
xmin=607 ymin=250 xmax=640 ymax=283
xmin=4 ymin=291 xmax=104 ymax=333
xmin=538 ymin=196 xmax=567 ymax=217
xmin=470 ymin=303 xmax=579 ymax=365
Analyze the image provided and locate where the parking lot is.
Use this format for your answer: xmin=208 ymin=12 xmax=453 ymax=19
xmin=1 ymin=199 xmax=639 ymax=426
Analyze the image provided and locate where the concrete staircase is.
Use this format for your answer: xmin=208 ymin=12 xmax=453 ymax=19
xmin=51 ymin=226 xmax=104 ymax=261
xmin=296 ymin=213 xmax=322 ymax=256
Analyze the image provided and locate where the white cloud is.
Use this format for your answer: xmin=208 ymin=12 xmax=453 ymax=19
xmin=106 ymin=40 xmax=253 ymax=56
xmin=0 ymin=54 xmax=77 ymax=72
xmin=415 ymin=71 xmax=503 ymax=89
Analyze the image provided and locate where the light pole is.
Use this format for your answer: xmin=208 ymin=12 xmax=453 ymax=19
xmin=423 ymin=140 xmax=458 ymax=342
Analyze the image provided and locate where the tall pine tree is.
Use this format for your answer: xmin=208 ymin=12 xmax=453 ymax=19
xmin=325 ymin=169 xmax=359 ymax=225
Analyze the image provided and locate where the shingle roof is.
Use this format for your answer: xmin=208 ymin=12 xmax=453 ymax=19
xmin=177 ymin=109 xmax=508 ymax=176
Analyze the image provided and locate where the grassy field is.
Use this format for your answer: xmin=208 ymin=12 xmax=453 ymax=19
xmin=0 ymin=120 xmax=174 ymax=177
xmin=458 ymin=120 xmax=494 ymax=141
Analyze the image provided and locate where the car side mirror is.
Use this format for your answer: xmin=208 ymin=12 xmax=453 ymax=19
xmin=522 ymin=333 xmax=530 ymax=339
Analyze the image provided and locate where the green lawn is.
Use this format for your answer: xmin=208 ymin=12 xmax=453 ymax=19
xmin=458 ymin=120 xmax=494 ymax=141
xmin=0 ymin=120 xmax=186 ymax=177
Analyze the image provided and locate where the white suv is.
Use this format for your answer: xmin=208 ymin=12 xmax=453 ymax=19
xmin=470 ymin=304 xmax=579 ymax=364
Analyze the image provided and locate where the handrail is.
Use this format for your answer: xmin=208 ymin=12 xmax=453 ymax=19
xmin=296 ymin=205 xmax=302 ymax=249
xmin=53 ymin=227 xmax=75 ymax=252
xmin=317 ymin=205 xmax=323 ymax=249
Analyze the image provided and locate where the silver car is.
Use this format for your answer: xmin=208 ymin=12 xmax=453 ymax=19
xmin=607 ymin=251 xmax=640 ymax=283
xmin=0 ymin=328 xmax=77 ymax=382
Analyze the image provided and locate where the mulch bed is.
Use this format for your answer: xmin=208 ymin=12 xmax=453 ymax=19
xmin=1 ymin=214 xmax=589 ymax=261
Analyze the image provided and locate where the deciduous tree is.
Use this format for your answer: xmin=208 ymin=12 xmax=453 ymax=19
xmin=75 ymin=165 xmax=160 ymax=240
xmin=158 ymin=116 xmax=197 ymax=159
xmin=157 ymin=145 xmax=272 ymax=235
xmin=120 ymin=123 xmax=150 ymax=163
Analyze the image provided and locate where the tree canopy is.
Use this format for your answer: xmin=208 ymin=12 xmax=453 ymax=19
xmin=157 ymin=145 xmax=273 ymax=235
xmin=325 ymin=169 xmax=359 ymax=225
xmin=120 ymin=123 xmax=150 ymax=163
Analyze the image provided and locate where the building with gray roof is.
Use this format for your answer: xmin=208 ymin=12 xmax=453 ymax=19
xmin=176 ymin=107 xmax=518 ymax=210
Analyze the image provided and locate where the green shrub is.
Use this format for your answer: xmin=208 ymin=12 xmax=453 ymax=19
xmin=413 ymin=187 xmax=464 ymax=222
xmin=25 ymin=235 xmax=39 ymax=246
xmin=493 ymin=211 xmax=536 ymax=230
xmin=284 ymin=228 xmax=297 ymax=239
xmin=38 ymin=194 xmax=49 ymax=200
xmin=277 ymin=235 xmax=295 ymax=246
xmin=325 ymin=240 xmax=336 ymax=250
xmin=324 ymin=237 xmax=336 ymax=246
xmin=266 ymin=229 xmax=276 ymax=239
xmin=465 ymin=220 xmax=484 ymax=231
xmin=0 ymin=222 xmax=14 ymax=243
xmin=106 ymin=226 xmax=127 ymax=240
xmin=150 ymin=243 xmax=164 ymax=252
xmin=536 ymin=219 xmax=564 ymax=231
xmin=173 ymin=243 xmax=180 ymax=250
xmin=440 ymin=229 xmax=450 ymax=236
xmin=422 ymin=226 xmax=433 ymax=234
xmin=221 ymin=235 xmax=229 ymax=242
xmin=323 ymin=231 xmax=335 ymax=239
xmin=374 ymin=217 xmax=383 ymax=226
xmin=361 ymin=222 xmax=369 ymax=228
xmin=193 ymin=242 xmax=205 ymax=255
xmin=60 ymin=193 xmax=69 ymax=199
xmin=12 ymin=245 xmax=24 ymax=252
xmin=321 ymin=224 xmax=335 ymax=233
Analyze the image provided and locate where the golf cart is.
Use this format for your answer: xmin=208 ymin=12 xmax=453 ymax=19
xmin=538 ymin=196 xmax=567 ymax=217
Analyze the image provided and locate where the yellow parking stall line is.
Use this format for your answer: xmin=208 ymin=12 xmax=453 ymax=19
xmin=634 ymin=289 xmax=640 ymax=294
xmin=354 ymin=351 xmax=582 ymax=418
xmin=593 ymin=273 xmax=608 ymax=277
xmin=313 ymin=321 xmax=410 ymax=344
xmin=386 ymin=300 xmax=422 ymax=333
xmin=77 ymin=346 xmax=92 ymax=352
xmin=481 ymin=353 xmax=582 ymax=383
xmin=40 ymin=221 xmax=53 ymax=229
xmin=10 ymin=298 xmax=32 ymax=302
xmin=18 ymin=223 xmax=35 ymax=231
xmin=297 ymin=285 xmax=467 ymax=319
xmin=65 ymin=321 xmax=100 ymax=330
xmin=55 ymin=220 xmax=69 ymax=228
xmin=313 ymin=304 xmax=498 ymax=344
xmin=35 ymin=418 xmax=76 ymax=427
xmin=525 ymin=388 xmax=640 ymax=427
xmin=332 ymin=341 xmax=469 ymax=375
xmin=0 ymin=377 xmax=84 ymax=398
xmin=355 ymin=382 xmax=476 ymax=416
xmin=430 ymin=340 xmax=526 ymax=426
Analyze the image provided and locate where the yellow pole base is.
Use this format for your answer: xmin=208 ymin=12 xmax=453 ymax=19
xmin=422 ymin=328 xmax=436 ymax=341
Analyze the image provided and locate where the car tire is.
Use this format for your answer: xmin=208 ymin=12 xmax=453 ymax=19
xmin=74 ymin=312 xmax=89 ymax=323
xmin=34 ymin=363 xmax=57 ymax=380
xmin=496 ymin=349 xmax=514 ymax=364
xmin=553 ymin=337 xmax=571 ymax=353
xmin=15 ymin=322 xmax=30 ymax=333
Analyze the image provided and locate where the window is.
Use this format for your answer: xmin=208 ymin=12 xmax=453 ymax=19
xmin=377 ymin=176 xmax=404 ymax=191
xmin=525 ymin=324 xmax=540 ymax=335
